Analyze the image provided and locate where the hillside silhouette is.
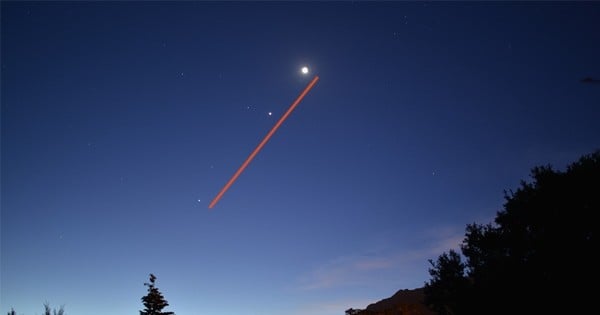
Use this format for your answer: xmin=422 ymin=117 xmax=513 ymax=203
xmin=346 ymin=288 xmax=435 ymax=315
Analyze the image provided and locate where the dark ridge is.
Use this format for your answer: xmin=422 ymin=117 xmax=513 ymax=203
xmin=352 ymin=287 xmax=436 ymax=315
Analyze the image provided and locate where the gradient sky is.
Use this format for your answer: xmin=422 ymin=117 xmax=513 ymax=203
xmin=2 ymin=2 xmax=600 ymax=315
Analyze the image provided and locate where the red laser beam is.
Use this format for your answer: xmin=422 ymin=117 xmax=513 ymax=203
xmin=208 ymin=75 xmax=320 ymax=209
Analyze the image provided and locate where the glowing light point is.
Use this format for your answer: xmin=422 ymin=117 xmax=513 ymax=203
xmin=301 ymin=66 xmax=309 ymax=75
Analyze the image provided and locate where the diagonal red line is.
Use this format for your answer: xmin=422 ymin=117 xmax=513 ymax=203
xmin=208 ymin=75 xmax=320 ymax=209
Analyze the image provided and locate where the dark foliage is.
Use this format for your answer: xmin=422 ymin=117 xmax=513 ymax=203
xmin=425 ymin=150 xmax=600 ymax=315
xmin=6 ymin=304 xmax=64 ymax=315
xmin=424 ymin=250 xmax=470 ymax=315
xmin=43 ymin=303 xmax=64 ymax=315
xmin=140 ymin=274 xmax=175 ymax=315
xmin=345 ymin=308 xmax=363 ymax=315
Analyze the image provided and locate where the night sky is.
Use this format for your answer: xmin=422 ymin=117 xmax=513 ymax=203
xmin=2 ymin=2 xmax=600 ymax=315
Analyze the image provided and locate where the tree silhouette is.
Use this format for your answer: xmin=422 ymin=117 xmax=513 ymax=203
xmin=424 ymin=250 xmax=470 ymax=315
xmin=425 ymin=150 xmax=599 ymax=315
xmin=6 ymin=303 xmax=64 ymax=315
xmin=43 ymin=303 xmax=64 ymax=315
xmin=140 ymin=274 xmax=175 ymax=315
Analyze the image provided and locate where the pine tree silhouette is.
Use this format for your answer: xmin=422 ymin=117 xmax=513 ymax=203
xmin=140 ymin=274 xmax=175 ymax=315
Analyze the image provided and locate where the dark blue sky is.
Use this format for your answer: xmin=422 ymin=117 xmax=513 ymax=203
xmin=2 ymin=2 xmax=599 ymax=315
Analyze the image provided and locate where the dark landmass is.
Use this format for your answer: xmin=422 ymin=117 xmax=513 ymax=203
xmin=348 ymin=287 xmax=436 ymax=315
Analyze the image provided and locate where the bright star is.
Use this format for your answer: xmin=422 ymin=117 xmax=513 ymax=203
xmin=301 ymin=66 xmax=309 ymax=75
